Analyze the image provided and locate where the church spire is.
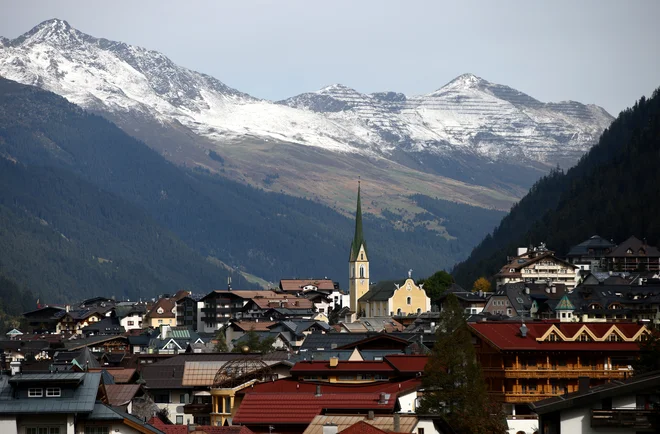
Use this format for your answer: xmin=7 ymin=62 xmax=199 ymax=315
xmin=350 ymin=180 xmax=367 ymax=261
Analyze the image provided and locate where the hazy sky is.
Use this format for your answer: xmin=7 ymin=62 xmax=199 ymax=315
xmin=1 ymin=0 xmax=658 ymax=115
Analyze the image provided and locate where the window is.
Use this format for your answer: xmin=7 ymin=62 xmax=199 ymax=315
xmin=418 ymin=429 xmax=425 ymax=434
xmin=180 ymin=394 xmax=187 ymax=403
xmin=27 ymin=428 xmax=61 ymax=434
xmin=46 ymin=387 xmax=61 ymax=397
xmin=176 ymin=416 xmax=183 ymax=425
xmin=154 ymin=392 xmax=170 ymax=403
xmin=127 ymin=321 xmax=134 ymax=326
xmin=359 ymin=265 xmax=365 ymax=278
xmin=85 ymin=428 xmax=109 ymax=434
xmin=158 ymin=319 xmax=163 ymax=324
xmin=28 ymin=388 xmax=43 ymax=397
xmin=407 ymin=297 xmax=412 ymax=305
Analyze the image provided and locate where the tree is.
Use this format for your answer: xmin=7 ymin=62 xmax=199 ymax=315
xmin=214 ymin=327 xmax=229 ymax=352
xmin=418 ymin=293 xmax=506 ymax=434
xmin=231 ymin=328 xmax=277 ymax=354
xmin=418 ymin=271 xmax=454 ymax=304
xmin=472 ymin=277 xmax=491 ymax=293
xmin=633 ymin=324 xmax=660 ymax=375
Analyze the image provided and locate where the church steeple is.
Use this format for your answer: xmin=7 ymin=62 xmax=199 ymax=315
xmin=348 ymin=180 xmax=369 ymax=315
xmin=349 ymin=180 xmax=367 ymax=261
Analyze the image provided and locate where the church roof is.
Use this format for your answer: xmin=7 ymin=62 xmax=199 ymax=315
xmin=349 ymin=182 xmax=368 ymax=261
xmin=554 ymin=294 xmax=575 ymax=311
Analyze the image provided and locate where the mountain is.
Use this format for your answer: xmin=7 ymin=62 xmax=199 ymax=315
xmin=0 ymin=77 xmax=504 ymax=301
xmin=452 ymin=88 xmax=660 ymax=288
xmin=0 ymin=19 xmax=612 ymax=218
xmin=0 ymin=157 xmax=234 ymax=301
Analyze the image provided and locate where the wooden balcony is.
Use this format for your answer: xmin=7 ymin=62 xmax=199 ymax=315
xmin=483 ymin=367 xmax=631 ymax=380
xmin=591 ymin=409 xmax=659 ymax=429
xmin=489 ymin=391 xmax=558 ymax=404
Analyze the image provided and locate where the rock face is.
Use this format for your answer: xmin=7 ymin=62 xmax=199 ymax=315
xmin=0 ymin=19 xmax=613 ymax=198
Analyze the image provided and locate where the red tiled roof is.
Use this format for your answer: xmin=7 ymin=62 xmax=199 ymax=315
xmin=469 ymin=321 xmax=645 ymax=352
xmin=240 ymin=378 xmax=422 ymax=395
xmin=147 ymin=418 xmax=255 ymax=434
xmin=230 ymin=321 xmax=277 ymax=332
xmin=340 ymin=421 xmax=390 ymax=434
xmin=383 ymin=355 xmax=428 ymax=373
xmin=89 ymin=367 xmax=136 ymax=383
xmin=105 ymin=384 xmax=141 ymax=406
xmin=233 ymin=392 xmax=397 ymax=425
xmin=291 ymin=361 xmax=396 ymax=375
xmin=146 ymin=298 xmax=176 ymax=319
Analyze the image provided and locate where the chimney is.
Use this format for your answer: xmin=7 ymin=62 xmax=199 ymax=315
xmin=578 ymin=376 xmax=590 ymax=394
xmin=378 ymin=392 xmax=388 ymax=404
xmin=315 ymin=385 xmax=322 ymax=397
xmin=322 ymin=423 xmax=338 ymax=434
xmin=368 ymin=411 xmax=375 ymax=420
xmin=393 ymin=413 xmax=400 ymax=432
xmin=9 ymin=360 xmax=21 ymax=376
xmin=329 ymin=357 xmax=339 ymax=367
xmin=519 ymin=323 xmax=528 ymax=338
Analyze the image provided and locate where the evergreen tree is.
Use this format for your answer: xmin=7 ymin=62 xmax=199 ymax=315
xmin=419 ymin=293 xmax=505 ymax=434
xmin=231 ymin=328 xmax=276 ymax=354
xmin=633 ymin=324 xmax=660 ymax=375
xmin=214 ymin=327 xmax=229 ymax=352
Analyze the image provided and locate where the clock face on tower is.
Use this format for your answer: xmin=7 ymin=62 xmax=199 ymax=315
xmin=360 ymin=279 xmax=365 ymax=285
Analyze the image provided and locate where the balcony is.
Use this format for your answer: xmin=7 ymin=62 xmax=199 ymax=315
xmin=591 ymin=409 xmax=659 ymax=429
xmin=483 ymin=367 xmax=631 ymax=380
xmin=183 ymin=403 xmax=212 ymax=414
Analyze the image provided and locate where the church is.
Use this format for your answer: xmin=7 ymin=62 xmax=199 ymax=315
xmin=347 ymin=182 xmax=431 ymax=319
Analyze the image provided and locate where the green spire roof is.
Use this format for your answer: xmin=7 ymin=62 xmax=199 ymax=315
xmin=349 ymin=181 xmax=367 ymax=261
xmin=555 ymin=293 xmax=575 ymax=311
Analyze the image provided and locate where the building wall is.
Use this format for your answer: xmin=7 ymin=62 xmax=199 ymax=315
xmin=389 ymin=279 xmax=431 ymax=315
xmin=559 ymin=405 xmax=630 ymax=434
xmin=397 ymin=390 xmax=417 ymax=413
xmin=0 ymin=416 xmax=17 ymax=434
xmin=16 ymin=414 xmax=73 ymax=434
xmin=145 ymin=317 xmax=176 ymax=328
xmin=153 ymin=390 xmax=194 ymax=425
xmin=77 ymin=422 xmax=142 ymax=434
xmin=120 ymin=314 xmax=143 ymax=331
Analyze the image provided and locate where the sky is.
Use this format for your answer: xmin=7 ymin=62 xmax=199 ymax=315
xmin=1 ymin=0 xmax=658 ymax=115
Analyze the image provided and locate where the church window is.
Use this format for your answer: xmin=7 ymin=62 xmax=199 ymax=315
xmin=396 ymin=308 xmax=402 ymax=315
xmin=359 ymin=266 xmax=365 ymax=278
xmin=361 ymin=253 xmax=364 ymax=260
xmin=417 ymin=308 xmax=421 ymax=314
xmin=407 ymin=297 xmax=412 ymax=305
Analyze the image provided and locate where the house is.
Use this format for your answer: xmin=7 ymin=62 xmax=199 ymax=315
xmin=0 ymin=339 xmax=50 ymax=363
xmin=56 ymin=309 xmax=105 ymax=335
xmin=279 ymin=279 xmax=348 ymax=314
xmin=81 ymin=316 xmax=124 ymax=336
xmin=234 ymin=377 xmax=422 ymax=433
xmin=469 ymin=320 xmax=649 ymax=422
xmin=606 ymin=236 xmax=660 ymax=272
xmin=147 ymin=325 xmax=205 ymax=354
xmin=140 ymin=352 xmax=290 ymax=426
xmin=436 ymin=283 xmax=489 ymax=315
xmin=566 ymin=235 xmax=617 ymax=274
xmin=64 ymin=335 xmax=130 ymax=356
xmin=495 ymin=244 xmax=579 ymax=289
xmin=143 ymin=298 xmax=177 ymax=328
xmin=22 ymin=305 xmax=65 ymax=333
xmin=358 ymin=276 xmax=431 ymax=318
xmin=199 ymin=290 xmax=282 ymax=333
xmin=0 ymin=371 xmax=102 ymax=434
xmin=240 ymin=295 xmax=315 ymax=320
xmin=78 ymin=402 xmax=164 ymax=433
xmin=176 ymin=293 xmax=204 ymax=331
xmin=115 ymin=303 xmax=147 ymax=331
xmin=530 ymin=370 xmax=660 ymax=434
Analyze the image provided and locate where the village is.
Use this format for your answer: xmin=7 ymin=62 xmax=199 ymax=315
xmin=1 ymin=187 xmax=660 ymax=434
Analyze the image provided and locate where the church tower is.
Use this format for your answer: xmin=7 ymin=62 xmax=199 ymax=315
xmin=349 ymin=181 xmax=369 ymax=314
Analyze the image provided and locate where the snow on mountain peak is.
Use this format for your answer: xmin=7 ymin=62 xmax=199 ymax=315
xmin=0 ymin=20 xmax=614 ymax=167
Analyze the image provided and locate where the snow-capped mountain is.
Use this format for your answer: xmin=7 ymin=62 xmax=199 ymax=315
xmin=0 ymin=19 xmax=613 ymax=212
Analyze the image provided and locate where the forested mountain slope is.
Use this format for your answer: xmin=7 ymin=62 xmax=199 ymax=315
xmin=452 ymin=88 xmax=660 ymax=287
xmin=0 ymin=78 xmax=482 ymax=300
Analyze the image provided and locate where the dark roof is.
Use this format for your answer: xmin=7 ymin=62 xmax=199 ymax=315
xmin=567 ymin=235 xmax=617 ymax=257
xmin=608 ymin=236 xmax=660 ymax=257
xmin=82 ymin=317 xmax=124 ymax=334
xmin=82 ymin=402 xmax=164 ymax=433
xmin=531 ymin=371 xmax=660 ymax=414
xmin=0 ymin=372 xmax=100 ymax=414
xmin=349 ymin=182 xmax=367 ymax=261
xmin=299 ymin=332 xmax=419 ymax=352
xmin=105 ymin=384 xmax=142 ymax=406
